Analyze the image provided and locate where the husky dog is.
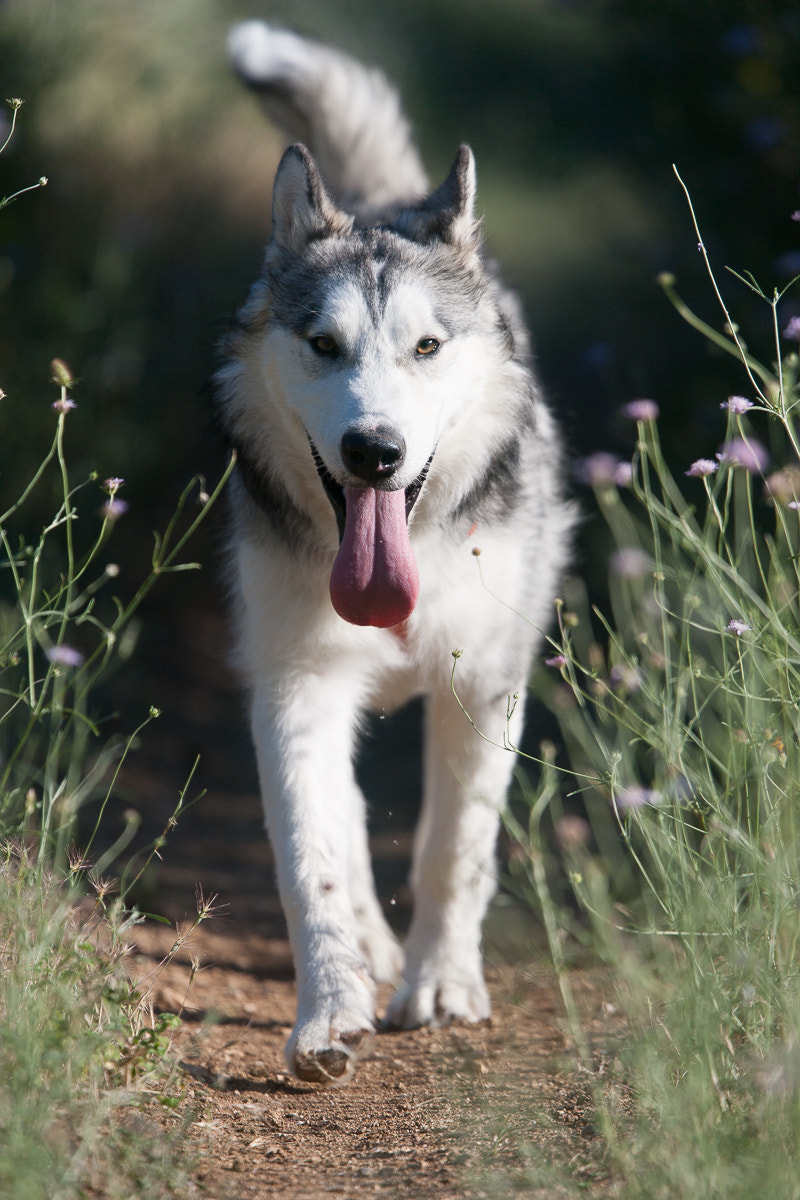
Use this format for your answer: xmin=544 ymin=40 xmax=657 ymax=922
xmin=217 ymin=21 xmax=574 ymax=1085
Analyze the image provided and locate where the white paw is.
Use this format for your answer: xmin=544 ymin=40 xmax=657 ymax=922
xmin=384 ymin=969 xmax=491 ymax=1029
xmin=288 ymin=982 xmax=376 ymax=1085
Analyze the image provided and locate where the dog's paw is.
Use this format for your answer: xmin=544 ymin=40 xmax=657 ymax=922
xmin=288 ymin=995 xmax=375 ymax=1085
xmin=384 ymin=972 xmax=491 ymax=1030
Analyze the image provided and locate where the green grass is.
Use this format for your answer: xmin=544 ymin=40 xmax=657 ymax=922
xmin=495 ymin=185 xmax=800 ymax=1196
xmin=0 ymin=101 xmax=231 ymax=1198
xmin=0 ymin=844 xmax=199 ymax=1200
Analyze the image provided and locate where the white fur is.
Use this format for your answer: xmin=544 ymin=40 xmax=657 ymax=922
xmin=221 ymin=22 xmax=573 ymax=1086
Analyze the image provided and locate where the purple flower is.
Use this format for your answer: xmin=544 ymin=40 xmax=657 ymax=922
xmin=545 ymin=654 xmax=566 ymax=669
xmin=575 ymin=452 xmax=626 ymax=488
xmin=610 ymin=548 xmax=650 ymax=578
xmin=102 ymin=477 xmax=125 ymax=495
xmin=686 ymin=458 xmax=719 ymax=478
xmin=721 ymin=396 xmax=754 ymax=414
xmin=52 ymin=396 xmax=76 ymax=414
xmin=46 ymin=644 xmax=85 ymax=668
xmin=727 ymin=618 xmax=751 ymax=636
xmin=574 ymin=453 xmax=633 ymax=488
xmin=101 ymin=498 xmax=129 ymax=520
xmin=718 ymin=437 xmax=770 ymax=473
xmin=615 ymin=786 xmax=662 ymax=811
xmin=782 ymin=315 xmax=800 ymax=340
xmin=622 ymin=399 xmax=660 ymax=422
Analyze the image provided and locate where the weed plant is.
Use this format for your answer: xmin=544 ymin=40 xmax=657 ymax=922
xmin=0 ymin=101 xmax=230 ymax=1197
xmin=501 ymin=181 xmax=800 ymax=1196
xmin=0 ymin=349 xmax=231 ymax=865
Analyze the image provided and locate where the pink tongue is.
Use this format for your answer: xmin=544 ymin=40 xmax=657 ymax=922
xmin=329 ymin=486 xmax=419 ymax=627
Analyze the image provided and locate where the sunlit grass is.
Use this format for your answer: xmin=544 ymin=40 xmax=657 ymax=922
xmin=501 ymin=194 xmax=800 ymax=1196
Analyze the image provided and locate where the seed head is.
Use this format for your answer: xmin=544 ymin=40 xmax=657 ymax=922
xmin=50 ymin=359 xmax=74 ymax=387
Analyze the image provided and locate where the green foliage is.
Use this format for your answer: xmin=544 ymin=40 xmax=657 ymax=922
xmin=0 ymin=845 xmax=195 ymax=1200
xmin=0 ymin=101 xmax=226 ymax=1198
xmin=0 ymin=358 xmax=232 ymax=863
xmin=501 ymin=194 xmax=800 ymax=1196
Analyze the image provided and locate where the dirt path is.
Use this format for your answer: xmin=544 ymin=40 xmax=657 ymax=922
xmin=130 ymin=922 xmax=618 ymax=1199
xmin=115 ymin=604 xmax=618 ymax=1196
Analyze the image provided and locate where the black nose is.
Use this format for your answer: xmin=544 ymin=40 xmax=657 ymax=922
xmin=340 ymin=426 xmax=406 ymax=483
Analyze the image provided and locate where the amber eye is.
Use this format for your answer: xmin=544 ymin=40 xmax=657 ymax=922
xmin=415 ymin=337 xmax=441 ymax=356
xmin=309 ymin=334 xmax=337 ymax=355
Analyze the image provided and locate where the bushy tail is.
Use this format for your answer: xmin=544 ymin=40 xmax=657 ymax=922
xmin=228 ymin=21 xmax=428 ymax=215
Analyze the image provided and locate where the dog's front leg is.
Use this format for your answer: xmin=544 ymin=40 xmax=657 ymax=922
xmin=386 ymin=685 xmax=522 ymax=1029
xmin=250 ymin=679 xmax=375 ymax=1085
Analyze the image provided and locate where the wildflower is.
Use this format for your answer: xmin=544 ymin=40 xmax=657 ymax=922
xmin=792 ymin=211 xmax=800 ymax=223
xmin=102 ymin=476 xmax=125 ymax=495
xmin=727 ymin=618 xmax=751 ymax=636
xmin=101 ymin=497 xmax=129 ymax=520
xmin=686 ymin=458 xmax=718 ymax=478
xmin=574 ymin=452 xmax=632 ymax=488
xmin=52 ymin=395 xmax=76 ymax=414
xmin=622 ymin=399 xmax=659 ymax=421
xmin=782 ymin=315 xmax=800 ymax=340
xmin=544 ymin=654 xmax=566 ymax=669
xmin=721 ymin=395 xmax=754 ymax=413
xmin=45 ymin=644 xmax=85 ymax=668
xmin=610 ymin=548 xmax=650 ymax=578
xmin=615 ymin=786 xmax=662 ymax=810
xmin=764 ymin=466 xmax=800 ymax=506
xmin=718 ymin=437 xmax=769 ymax=473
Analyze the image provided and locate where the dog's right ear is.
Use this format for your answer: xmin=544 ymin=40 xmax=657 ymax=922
xmin=270 ymin=144 xmax=353 ymax=253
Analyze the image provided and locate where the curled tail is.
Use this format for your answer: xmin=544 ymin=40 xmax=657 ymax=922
xmin=228 ymin=21 xmax=428 ymax=215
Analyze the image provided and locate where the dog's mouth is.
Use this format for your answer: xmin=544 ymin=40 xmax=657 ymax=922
xmin=309 ymin=442 xmax=433 ymax=628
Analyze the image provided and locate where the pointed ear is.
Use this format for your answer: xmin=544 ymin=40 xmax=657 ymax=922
xmin=270 ymin=143 xmax=353 ymax=253
xmin=394 ymin=145 xmax=480 ymax=249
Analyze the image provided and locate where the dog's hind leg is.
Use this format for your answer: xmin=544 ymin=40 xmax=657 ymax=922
xmin=385 ymin=685 xmax=523 ymax=1029
xmin=250 ymin=676 xmax=377 ymax=1085
xmin=345 ymin=785 xmax=405 ymax=985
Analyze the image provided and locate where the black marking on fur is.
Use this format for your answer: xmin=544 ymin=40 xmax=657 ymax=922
xmin=451 ymin=435 xmax=523 ymax=527
xmin=309 ymin=440 xmax=346 ymax=540
xmin=231 ymin=438 xmax=316 ymax=551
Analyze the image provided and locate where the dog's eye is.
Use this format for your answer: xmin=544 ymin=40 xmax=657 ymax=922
xmin=309 ymin=334 xmax=337 ymax=355
xmin=415 ymin=337 xmax=440 ymax=357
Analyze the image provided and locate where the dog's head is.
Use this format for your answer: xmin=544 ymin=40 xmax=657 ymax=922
xmin=239 ymin=144 xmax=503 ymax=627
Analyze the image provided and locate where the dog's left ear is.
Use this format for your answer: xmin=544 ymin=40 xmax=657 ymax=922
xmin=395 ymin=145 xmax=480 ymax=250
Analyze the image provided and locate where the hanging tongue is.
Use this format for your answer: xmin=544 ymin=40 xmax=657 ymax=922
xmin=329 ymin=486 xmax=419 ymax=627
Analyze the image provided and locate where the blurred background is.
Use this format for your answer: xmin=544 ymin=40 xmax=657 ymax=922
xmin=1 ymin=0 xmax=799 ymax=923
